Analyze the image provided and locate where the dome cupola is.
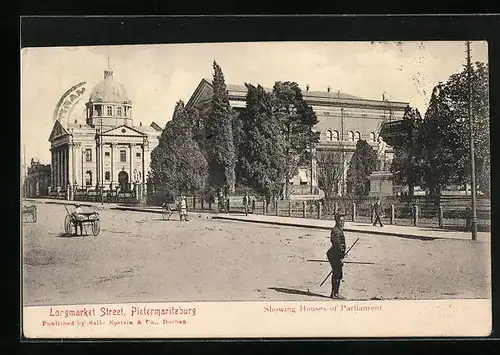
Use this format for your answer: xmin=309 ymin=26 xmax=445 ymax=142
xmin=86 ymin=58 xmax=133 ymax=128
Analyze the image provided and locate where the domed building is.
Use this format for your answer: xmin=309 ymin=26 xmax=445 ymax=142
xmin=48 ymin=62 xmax=162 ymax=202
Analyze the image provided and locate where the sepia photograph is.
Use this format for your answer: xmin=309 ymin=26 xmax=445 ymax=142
xmin=21 ymin=40 xmax=491 ymax=338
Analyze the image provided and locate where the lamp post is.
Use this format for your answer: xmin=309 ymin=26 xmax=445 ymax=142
xmin=466 ymin=41 xmax=478 ymax=240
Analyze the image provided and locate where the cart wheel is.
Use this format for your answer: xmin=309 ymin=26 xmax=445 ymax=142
xmin=92 ymin=220 xmax=100 ymax=236
xmin=32 ymin=208 xmax=37 ymax=223
xmin=64 ymin=215 xmax=73 ymax=235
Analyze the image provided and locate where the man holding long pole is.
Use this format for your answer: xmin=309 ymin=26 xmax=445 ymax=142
xmin=326 ymin=213 xmax=347 ymax=299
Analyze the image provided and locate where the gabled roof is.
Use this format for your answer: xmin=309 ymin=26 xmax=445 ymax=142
xmin=48 ymin=120 xmax=69 ymax=142
xmin=186 ymin=78 xmax=390 ymax=110
xmin=102 ymin=124 xmax=147 ymax=137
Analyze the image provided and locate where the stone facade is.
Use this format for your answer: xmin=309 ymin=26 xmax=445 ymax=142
xmin=186 ymin=79 xmax=408 ymax=196
xmin=23 ymin=159 xmax=51 ymax=197
xmin=48 ymin=64 xmax=162 ymax=201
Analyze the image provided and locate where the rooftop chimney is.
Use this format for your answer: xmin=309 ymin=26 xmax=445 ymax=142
xmin=327 ymin=86 xmax=331 ymax=93
xmin=337 ymin=90 xmax=340 ymax=98
xmin=306 ymin=84 xmax=310 ymax=91
xmin=383 ymin=93 xmax=385 ymax=101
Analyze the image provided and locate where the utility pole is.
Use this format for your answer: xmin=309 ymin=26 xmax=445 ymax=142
xmin=466 ymin=41 xmax=478 ymax=240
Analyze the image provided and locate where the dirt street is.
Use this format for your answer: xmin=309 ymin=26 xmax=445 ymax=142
xmin=22 ymin=202 xmax=491 ymax=306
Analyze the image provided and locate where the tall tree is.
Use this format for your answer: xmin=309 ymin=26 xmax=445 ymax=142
xmin=238 ymin=84 xmax=286 ymax=204
xmin=316 ymin=149 xmax=344 ymax=212
xmin=346 ymin=139 xmax=377 ymax=196
xmin=150 ymin=100 xmax=208 ymax=198
xmin=418 ymin=61 xmax=489 ymax=197
xmin=205 ymin=61 xmax=236 ymax=197
xmin=419 ymin=84 xmax=464 ymax=197
xmin=272 ymin=81 xmax=320 ymax=198
xmin=390 ymin=105 xmax=424 ymax=196
xmin=443 ymin=61 xmax=490 ymax=193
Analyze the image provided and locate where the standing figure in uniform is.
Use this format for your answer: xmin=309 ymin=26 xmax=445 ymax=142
xmin=327 ymin=213 xmax=346 ymax=299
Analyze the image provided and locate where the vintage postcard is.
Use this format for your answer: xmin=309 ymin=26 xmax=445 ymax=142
xmin=21 ymin=41 xmax=491 ymax=338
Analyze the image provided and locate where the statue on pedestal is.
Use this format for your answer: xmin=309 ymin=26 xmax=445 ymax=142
xmin=376 ymin=136 xmax=387 ymax=171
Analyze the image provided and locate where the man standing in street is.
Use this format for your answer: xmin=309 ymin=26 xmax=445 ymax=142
xmin=179 ymin=195 xmax=188 ymax=221
xmin=373 ymin=198 xmax=384 ymax=227
xmin=327 ymin=213 xmax=346 ymax=299
xmin=243 ymin=192 xmax=249 ymax=216
xmin=73 ymin=203 xmax=85 ymax=235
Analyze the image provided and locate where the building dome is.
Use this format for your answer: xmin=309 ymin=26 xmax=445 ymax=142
xmin=89 ymin=64 xmax=130 ymax=103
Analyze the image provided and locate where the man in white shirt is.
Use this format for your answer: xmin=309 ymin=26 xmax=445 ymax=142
xmin=179 ymin=195 xmax=188 ymax=221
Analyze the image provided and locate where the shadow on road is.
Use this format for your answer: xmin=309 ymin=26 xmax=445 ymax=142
xmin=268 ymin=287 xmax=330 ymax=299
xmin=55 ymin=232 xmax=90 ymax=239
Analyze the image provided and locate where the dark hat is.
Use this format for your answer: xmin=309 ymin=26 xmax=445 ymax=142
xmin=334 ymin=212 xmax=345 ymax=222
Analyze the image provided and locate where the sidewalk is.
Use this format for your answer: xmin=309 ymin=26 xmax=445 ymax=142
xmin=212 ymin=213 xmax=491 ymax=243
xmin=24 ymin=198 xmax=490 ymax=242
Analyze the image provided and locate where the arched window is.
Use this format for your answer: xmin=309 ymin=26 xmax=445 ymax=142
xmin=355 ymin=131 xmax=361 ymax=141
xmin=348 ymin=131 xmax=354 ymax=141
xmin=332 ymin=130 xmax=339 ymax=141
xmin=327 ymin=130 xmax=333 ymax=141
xmin=370 ymin=132 xmax=376 ymax=142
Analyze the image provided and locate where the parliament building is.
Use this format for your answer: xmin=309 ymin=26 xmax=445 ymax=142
xmin=48 ymin=63 xmax=162 ymax=201
xmin=186 ymin=78 xmax=409 ymax=196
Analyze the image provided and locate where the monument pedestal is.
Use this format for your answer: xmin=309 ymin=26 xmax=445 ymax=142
xmin=369 ymin=171 xmax=394 ymax=196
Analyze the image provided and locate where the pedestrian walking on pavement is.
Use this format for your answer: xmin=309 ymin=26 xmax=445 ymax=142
xmin=326 ymin=212 xmax=347 ymax=299
xmin=373 ymin=198 xmax=383 ymax=227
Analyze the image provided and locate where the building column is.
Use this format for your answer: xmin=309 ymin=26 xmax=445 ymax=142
xmin=70 ymin=142 xmax=75 ymax=187
xmin=96 ymin=141 xmax=101 ymax=187
xmin=110 ymin=143 xmax=115 ymax=188
xmin=68 ymin=144 xmax=73 ymax=200
xmin=64 ymin=146 xmax=68 ymax=188
xmin=143 ymin=138 xmax=150 ymax=187
xmin=57 ymin=148 xmax=61 ymax=188
xmin=61 ymin=147 xmax=65 ymax=188
xmin=141 ymin=144 xmax=145 ymax=183
xmin=74 ymin=143 xmax=81 ymax=187
xmin=129 ymin=143 xmax=134 ymax=185
xmin=50 ymin=148 xmax=54 ymax=188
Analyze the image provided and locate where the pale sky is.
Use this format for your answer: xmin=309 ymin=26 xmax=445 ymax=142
xmin=21 ymin=41 xmax=488 ymax=165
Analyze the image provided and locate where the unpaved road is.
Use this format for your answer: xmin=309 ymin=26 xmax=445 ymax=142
xmin=22 ymin=202 xmax=491 ymax=306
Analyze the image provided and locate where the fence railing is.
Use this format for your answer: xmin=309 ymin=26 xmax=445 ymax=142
xmin=177 ymin=195 xmax=491 ymax=232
